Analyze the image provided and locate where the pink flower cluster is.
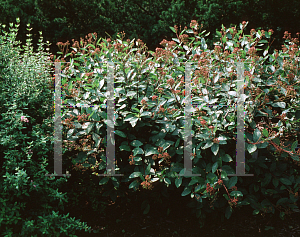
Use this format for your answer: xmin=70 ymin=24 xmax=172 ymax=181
xmin=21 ymin=116 xmax=29 ymax=123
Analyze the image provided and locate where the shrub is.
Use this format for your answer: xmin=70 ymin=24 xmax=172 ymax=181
xmin=54 ymin=19 xmax=300 ymax=228
xmin=0 ymin=18 xmax=95 ymax=236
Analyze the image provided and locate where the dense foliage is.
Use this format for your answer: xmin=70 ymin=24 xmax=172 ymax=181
xmin=1 ymin=0 xmax=300 ymax=60
xmin=0 ymin=19 xmax=95 ymax=236
xmin=0 ymin=15 xmax=299 ymax=235
xmin=52 ymin=18 xmax=300 ymax=227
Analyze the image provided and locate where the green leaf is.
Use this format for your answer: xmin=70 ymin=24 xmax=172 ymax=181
xmin=181 ymin=186 xmax=192 ymax=196
xmin=127 ymin=91 xmax=137 ymax=97
xmin=247 ymin=143 xmax=257 ymax=154
xmin=145 ymin=147 xmax=159 ymax=156
xmin=253 ymin=128 xmax=261 ymax=143
xmin=145 ymin=164 xmax=151 ymax=175
xmin=169 ymin=26 xmax=176 ymax=33
xmin=175 ymin=138 xmax=180 ymax=148
xmin=272 ymin=178 xmax=279 ymax=188
xmin=133 ymin=148 xmax=143 ymax=156
xmin=129 ymin=180 xmax=140 ymax=190
xmin=164 ymin=178 xmax=171 ymax=185
xmin=88 ymin=157 xmax=96 ymax=165
xmin=143 ymin=203 xmax=150 ymax=214
xmin=212 ymin=162 xmax=218 ymax=173
xmin=195 ymin=194 xmax=202 ymax=202
xmin=185 ymin=29 xmax=194 ymax=34
xmin=221 ymin=170 xmax=227 ymax=179
xmin=225 ymin=206 xmax=232 ymax=219
xmin=261 ymin=173 xmax=272 ymax=187
xmin=279 ymin=178 xmax=292 ymax=186
xmin=272 ymin=102 xmax=286 ymax=108
xmin=262 ymin=129 xmax=269 ymax=137
xmin=202 ymin=141 xmax=213 ymax=149
xmin=99 ymin=177 xmax=109 ymax=185
xmin=276 ymin=198 xmax=289 ymax=206
xmin=211 ymin=143 xmax=219 ymax=156
xmin=140 ymin=111 xmax=152 ymax=117
xmin=175 ymin=176 xmax=182 ymax=188
xmin=131 ymin=140 xmax=143 ymax=147
xmin=195 ymin=184 xmax=202 ymax=193
xmin=86 ymin=123 xmax=94 ymax=134
xmin=67 ymin=129 xmax=75 ymax=138
xmin=119 ymin=145 xmax=131 ymax=152
xmin=228 ymin=176 xmax=238 ymax=189
xmin=230 ymin=191 xmax=243 ymax=197
xmin=129 ymin=117 xmax=139 ymax=127
xmin=92 ymin=132 xmax=101 ymax=147
xmin=129 ymin=172 xmax=142 ymax=179
xmin=115 ymin=130 xmax=126 ymax=138
xmin=222 ymin=154 xmax=233 ymax=162
xmin=291 ymin=141 xmax=298 ymax=151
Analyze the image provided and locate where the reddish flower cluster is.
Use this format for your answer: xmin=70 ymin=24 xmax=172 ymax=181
xmin=62 ymin=115 xmax=75 ymax=129
xmin=157 ymin=105 xmax=165 ymax=114
xmin=167 ymin=78 xmax=175 ymax=87
xmin=129 ymin=154 xmax=135 ymax=165
xmin=179 ymin=34 xmax=189 ymax=44
xmin=140 ymin=99 xmax=148 ymax=109
xmin=141 ymin=175 xmax=153 ymax=190
xmin=77 ymin=113 xmax=90 ymax=122
xmin=206 ymin=183 xmax=215 ymax=195
xmin=190 ymin=20 xmax=199 ymax=30
xmin=152 ymin=147 xmax=171 ymax=167
xmin=228 ymin=197 xmax=239 ymax=206
xmin=152 ymin=95 xmax=158 ymax=101
xmin=200 ymin=118 xmax=207 ymax=126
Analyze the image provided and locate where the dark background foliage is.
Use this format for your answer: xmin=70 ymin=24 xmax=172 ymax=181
xmin=1 ymin=0 xmax=299 ymax=61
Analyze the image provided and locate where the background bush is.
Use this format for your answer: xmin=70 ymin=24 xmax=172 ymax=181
xmin=0 ymin=19 xmax=95 ymax=236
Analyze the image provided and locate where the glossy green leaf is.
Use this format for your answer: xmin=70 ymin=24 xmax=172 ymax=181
xmin=247 ymin=143 xmax=257 ymax=154
xmin=253 ymin=128 xmax=261 ymax=143
xmin=221 ymin=170 xmax=227 ymax=179
xmin=119 ymin=145 xmax=131 ymax=151
xmin=230 ymin=191 xmax=243 ymax=197
xmin=145 ymin=164 xmax=151 ymax=175
xmin=291 ymin=141 xmax=298 ymax=151
xmin=145 ymin=147 xmax=159 ymax=156
xmin=115 ymin=130 xmax=126 ymax=138
xmin=262 ymin=129 xmax=269 ymax=137
xmin=222 ymin=154 xmax=233 ymax=162
xmin=212 ymin=162 xmax=218 ymax=173
xmin=164 ymin=178 xmax=171 ymax=185
xmin=99 ymin=177 xmax=109 ymax=185
xmin=129 ymin=172 xmax=142 ymax=179
xmin=195 ymin=184 xmax=202 ymax=193
xmin=228 ymin=176 xmax=237 ymax=189
xmin=133 ymin=148 xmax=143 ymax=156
xmin=129 ymin=180 xmax=140 ymax=190
xmin=131 ymin=140 xmax=143 ymax=147
xmin=195 ymin=194 xmax=202 ymax=203
xmin=202 ymin=141 xmax=213 ymax=149
xmin=175 ymin=138 xmax=180 ymax=148
xmin=175 ymin=176 xmax=182 ymax=188
xmin=211 ymin=143 xmax=219 ymax=156
xmin=169 ymin=26 xmax=176 ymax=33
xmin=181 ymin=186 xmax=192 ymax=196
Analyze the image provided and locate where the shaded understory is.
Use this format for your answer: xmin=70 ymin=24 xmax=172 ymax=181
xmin=59 ymin=179 xmax=300 ymax=237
